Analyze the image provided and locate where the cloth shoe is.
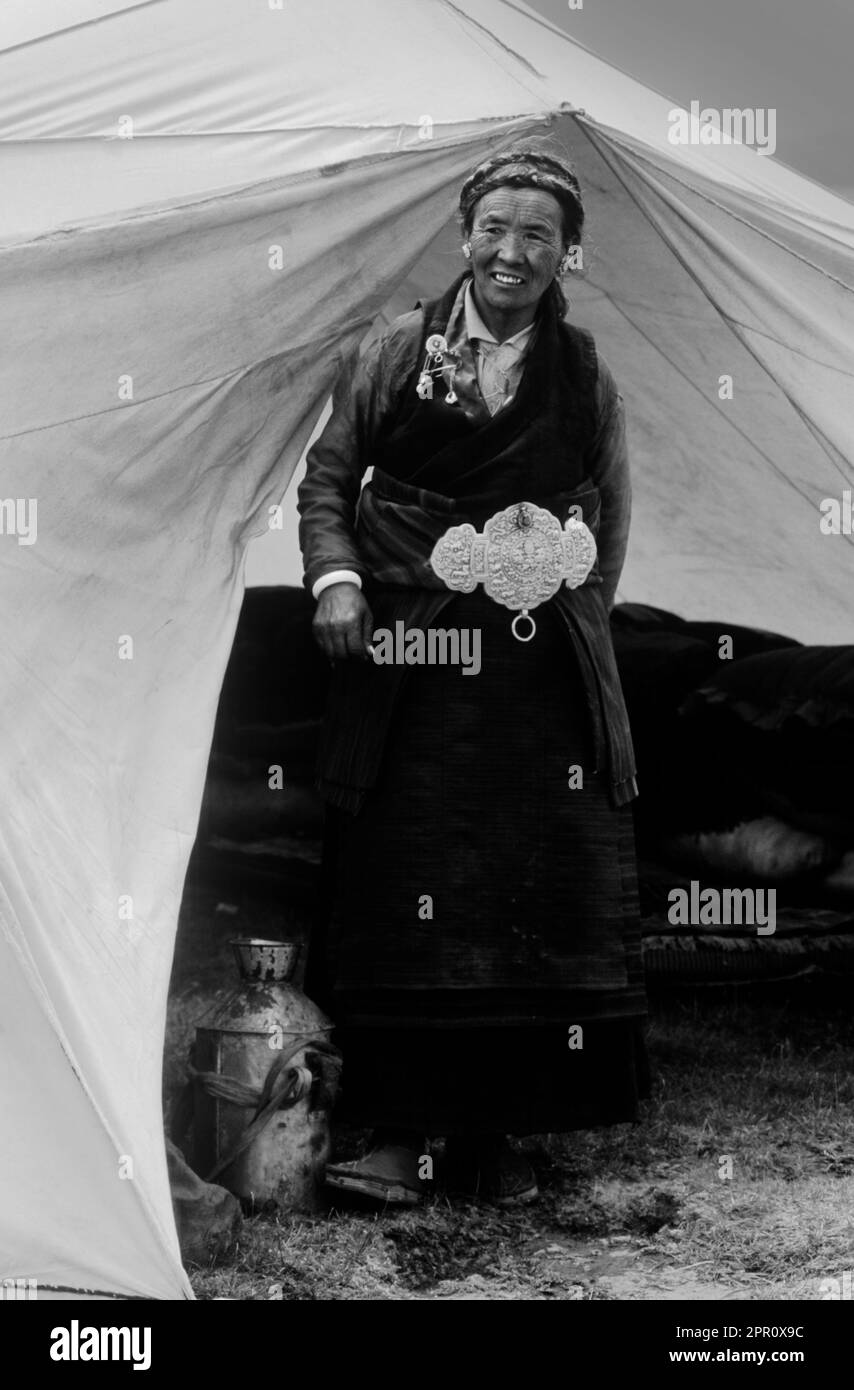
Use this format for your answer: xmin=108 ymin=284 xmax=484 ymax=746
xmin=325 ymin=1132 xmax=426 ymax=1207
xmin=444 ymin=1134 xmax=539 ymax=1206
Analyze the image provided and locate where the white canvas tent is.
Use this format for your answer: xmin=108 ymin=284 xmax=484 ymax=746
xmin=0 ymin=0 xmax=851 ymax=1300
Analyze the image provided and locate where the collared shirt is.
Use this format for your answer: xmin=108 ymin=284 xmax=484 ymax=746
xmin=444 ymin=278 xmax=536 ymax=417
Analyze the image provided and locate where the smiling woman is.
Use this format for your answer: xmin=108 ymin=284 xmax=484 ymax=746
xmin=468 ymin=188 xmax=564 ymax=330
xmin=297 ymin=145 xmax=646 ymax=1209
xmin=461 ymin=153 xmax=582 ymax=344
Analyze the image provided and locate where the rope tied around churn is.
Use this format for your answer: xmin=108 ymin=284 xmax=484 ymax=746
xmin=186 ymin=1034 xmax=342 ymax=1184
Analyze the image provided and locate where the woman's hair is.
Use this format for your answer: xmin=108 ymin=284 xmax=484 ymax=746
xmin=459 ymin=147 xmax=585 ymax=247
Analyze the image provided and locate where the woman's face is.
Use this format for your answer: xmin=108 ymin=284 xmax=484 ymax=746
xmin=468 ymin=186 xmax=565 ymax=323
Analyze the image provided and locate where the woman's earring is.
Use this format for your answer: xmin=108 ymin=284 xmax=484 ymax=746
xmin=557 ymin=252 xmax=573 ymax=276
xmin=462 ymin=243 xmax=472 ymax=260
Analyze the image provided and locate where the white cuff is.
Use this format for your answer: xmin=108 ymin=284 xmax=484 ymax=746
xmin=311 ymin=569 xmax=362 ymax=600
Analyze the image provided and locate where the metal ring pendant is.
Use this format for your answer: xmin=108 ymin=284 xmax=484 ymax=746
xmin=511 ymin=610 xmax=536 ymax=643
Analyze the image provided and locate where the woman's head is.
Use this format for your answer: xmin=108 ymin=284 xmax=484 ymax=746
xmin=458 ymin=149 xmax=584 ymax=326
xmin=459 ymin=148 xmax=585 ymax=247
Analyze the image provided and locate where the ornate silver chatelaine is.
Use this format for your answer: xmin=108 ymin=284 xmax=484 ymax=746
xmin=429 ymin=501 xmax=597 ymax=642
xmin=416 ymin=333 xmax=459 ymax=405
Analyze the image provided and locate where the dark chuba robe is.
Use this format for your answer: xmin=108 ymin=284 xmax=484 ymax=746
xmin=298 ymin=276 xmax=648 ymax=1136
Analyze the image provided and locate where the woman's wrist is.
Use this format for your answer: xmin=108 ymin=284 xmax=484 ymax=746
xmin=311 ymin=569 xmax=363 ymax=600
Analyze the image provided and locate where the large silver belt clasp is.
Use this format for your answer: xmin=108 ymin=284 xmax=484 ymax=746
xmin=429 ymin=501 xmax=597 ymax=642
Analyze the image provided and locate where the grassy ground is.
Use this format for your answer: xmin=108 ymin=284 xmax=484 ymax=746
xmin=167 ymin=879 xmax=854 ymax=1301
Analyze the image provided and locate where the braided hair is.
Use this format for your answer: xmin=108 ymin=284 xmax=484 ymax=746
xmin=458 ymin=148 xmax=585 ymax=248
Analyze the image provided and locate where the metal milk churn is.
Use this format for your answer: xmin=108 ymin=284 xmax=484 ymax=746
xmin=191 ymin=938 xmax=339 ymax=1212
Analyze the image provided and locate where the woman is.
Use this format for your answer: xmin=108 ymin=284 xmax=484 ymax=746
xmin=297 ymin=147 xmax=647 ymax=1207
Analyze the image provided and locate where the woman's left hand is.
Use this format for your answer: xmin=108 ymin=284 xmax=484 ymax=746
xmin=312 ymin=582 xmax=374 ymax=662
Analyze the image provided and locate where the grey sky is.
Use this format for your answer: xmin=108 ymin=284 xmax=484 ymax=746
xmin=529 ymin=0 xmax=854 ymax=200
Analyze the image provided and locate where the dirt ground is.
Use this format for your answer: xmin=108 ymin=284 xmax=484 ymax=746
xmin=166 ymin=875 xmax=854 ymax=1302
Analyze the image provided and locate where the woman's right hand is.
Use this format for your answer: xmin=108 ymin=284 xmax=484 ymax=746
xmin=312 ymin=582 xmax=375 ymax=662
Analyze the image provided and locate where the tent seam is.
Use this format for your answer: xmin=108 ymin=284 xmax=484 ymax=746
xmin=0 ymin=119 xmax=553 ymax=142
xmin=582 ymin=119 xmax=854 ymax=289
xmin=0 ymin=0 xmax=160 ymax=58
xmin=438 ymin=0 xmax=547 ymax=79
xmin=584 ymin=272 xmax=854 ymax=524
xmin=0 ymin=116 xmax=551 ymax=250
xmin=577 ymin=118 xmax=854 ymax=488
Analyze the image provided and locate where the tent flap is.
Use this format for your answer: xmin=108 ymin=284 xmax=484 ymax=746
xmin=0 ymin=0 xmax=851 ymax=1299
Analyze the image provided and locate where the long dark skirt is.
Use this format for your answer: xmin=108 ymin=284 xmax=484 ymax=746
xmin=312 ymin=589 xmax=648 ymax=1136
